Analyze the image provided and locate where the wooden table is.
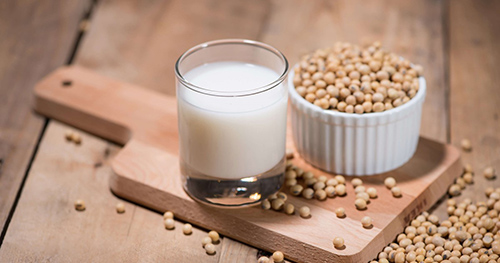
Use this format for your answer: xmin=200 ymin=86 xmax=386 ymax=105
xmin=0 ymin=0 xmax=498 ymax=262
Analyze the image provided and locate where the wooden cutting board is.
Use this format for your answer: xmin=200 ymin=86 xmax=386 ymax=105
xmin=33 ymin=66 xmax=462 ymax=263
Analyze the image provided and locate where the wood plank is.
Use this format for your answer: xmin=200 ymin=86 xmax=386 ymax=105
xmin=218 ymin=238 xmax=291 ymax=263
xmin=76 ymin=0 xmax=271 ymax=96
xmin=30 ymin=65 xmax=462 ymax=263
xmin=432 ymin=0 xmax=500 ymax=216
xmin=2 ymin=0 xmax=270 ymax=262
xmin=257 ymin=1 xmax=449 ymax=260
xmin=0 ymin=121 xmax=222 ymax=262
xmin=0 ymin=0 xmax=91 ymax=235
xmin=262 ymin=1 xmax=452 ymax=253
xmin=219 ymin=238 xmax=260 ymax=263
xmin=3 ymin=0 xmax=451 ymax=262
xmin=261 ymin=0 xmax=448 ymax=143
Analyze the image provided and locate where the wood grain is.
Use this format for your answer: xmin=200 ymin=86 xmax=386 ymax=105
xmin=261 ymin=0 xmax=448 ymax=143
xmin=30 ymin=66 xmax=462 ymax=263
xmin=72 ymin=1 xmax=450 ymax=260
xmin=0 ymin=0 xmax=460 ymax=262
xmin=0 ymin=0 xmax=91 ymax=235
xmin=431 ymin=0 xmax=500 ymax=217
xmin=0 ymin=121 xmax=222 ymax=262
xmin=77 ymin=0 xmax=272 ymax=260
xmin=219 ymin=238 xmax=260 ymax=263
xmin=2 ymin=0 xmax=272 ymax=262
xmin=76 ymin=0 xmax=271 ymax=96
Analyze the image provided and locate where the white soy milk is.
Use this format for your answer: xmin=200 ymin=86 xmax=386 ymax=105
xmin=178 ymin=61 xmax=287 ymax=179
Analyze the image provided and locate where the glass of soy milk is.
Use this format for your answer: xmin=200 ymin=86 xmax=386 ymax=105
xmin=175 ymin=39 xmax=289 ymax=207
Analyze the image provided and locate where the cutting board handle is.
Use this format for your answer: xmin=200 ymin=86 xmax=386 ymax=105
xmin=33 ymin=66 xmax=179 ymax=152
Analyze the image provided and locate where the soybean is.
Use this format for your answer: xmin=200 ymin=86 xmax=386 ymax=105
xmin=74 ymin=199 xmax=85 ymax=211
xmin=299 ymin=206 xmax=311 ymax=218
xmin=333 ymin=237 xmax=345 ymax=248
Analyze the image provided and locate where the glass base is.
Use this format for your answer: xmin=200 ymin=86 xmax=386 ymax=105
xmin=181 ymin=157 xmax=285 ymax=208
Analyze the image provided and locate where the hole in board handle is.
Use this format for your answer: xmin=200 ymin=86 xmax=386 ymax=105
xmin=62 ymin=80 xmax=72 ymax=87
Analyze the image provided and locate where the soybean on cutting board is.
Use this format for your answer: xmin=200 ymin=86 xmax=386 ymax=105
xmin=34 ymin=66 xmax=462 ymax=263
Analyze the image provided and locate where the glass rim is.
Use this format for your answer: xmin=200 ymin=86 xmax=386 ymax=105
xmin=174 ymin=39 xmax=289 ymax=97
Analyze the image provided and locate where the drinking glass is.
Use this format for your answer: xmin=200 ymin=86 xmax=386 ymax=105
xmin=175 ymin=39 xmax=289 ymax=207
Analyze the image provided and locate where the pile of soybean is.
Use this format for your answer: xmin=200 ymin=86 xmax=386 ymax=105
xmin=371 ymin=185 xmax=500 ymax=263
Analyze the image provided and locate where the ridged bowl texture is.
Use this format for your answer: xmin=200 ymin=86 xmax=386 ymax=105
xmin=288 ymin=70 xmax=426 ymax=175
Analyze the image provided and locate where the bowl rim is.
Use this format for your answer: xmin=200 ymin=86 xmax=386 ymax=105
xmin=288 ymin=67 xmax=426 ymax=119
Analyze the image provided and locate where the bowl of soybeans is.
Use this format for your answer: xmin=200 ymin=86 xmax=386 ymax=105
xmin=288 ymin=41 xmax=426 ymax=175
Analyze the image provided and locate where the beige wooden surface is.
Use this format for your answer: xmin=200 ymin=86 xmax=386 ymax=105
xmin=0 ymin=0 xmax=499 ymax=262
xmin=0 ymin=0 xmax=92 ymax=238
xmin=30 ymin=65 xmax=461 ymax=262
xmin=0 ymin=121 xmax=223 ymax=262
xmin=433 ymin=0 xmax=500 ymax=214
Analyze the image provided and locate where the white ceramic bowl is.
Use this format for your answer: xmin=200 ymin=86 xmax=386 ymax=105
xmin=288 ymin=70 xmax=426 ymax=176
